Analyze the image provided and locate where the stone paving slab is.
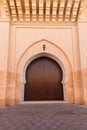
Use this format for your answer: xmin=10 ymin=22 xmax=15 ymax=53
xmin=0 ymin=103 xmax=87 ymax=130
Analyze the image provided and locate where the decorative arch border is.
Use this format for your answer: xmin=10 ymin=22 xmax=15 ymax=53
xmin=15 ymin=39 xmax=74 ymax=104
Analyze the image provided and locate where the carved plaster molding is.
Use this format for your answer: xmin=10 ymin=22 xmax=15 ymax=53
xmin=3 ymin=0 xmax=84 ymax=23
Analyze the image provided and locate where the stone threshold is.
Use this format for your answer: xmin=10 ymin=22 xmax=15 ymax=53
xmin=21 ymin=101 xmax=66 ymax=104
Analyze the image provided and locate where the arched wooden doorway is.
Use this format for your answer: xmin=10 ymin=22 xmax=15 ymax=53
xmin=24 ymin=57 xmax=64 ymax=101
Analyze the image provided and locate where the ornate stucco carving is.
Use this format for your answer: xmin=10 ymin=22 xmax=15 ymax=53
xmin=2 ymin=0 xmax=84 ymax=23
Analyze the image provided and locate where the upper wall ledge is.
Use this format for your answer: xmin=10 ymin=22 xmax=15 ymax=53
xmin=78 ymin=19 xmax=87 ymax=23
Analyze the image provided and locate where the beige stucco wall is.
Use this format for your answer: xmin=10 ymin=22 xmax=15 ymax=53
xmin=0 ymin=21 xmax=10 ymax=107
xmin=5 ymin=24 xmax=82 ymax=106
xmin=0 ymin=20 xmax=87 ymax=107
xmin=78 ymin=20 xmax=87 ymax=104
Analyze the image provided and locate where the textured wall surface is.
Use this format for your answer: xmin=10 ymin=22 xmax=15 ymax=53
xmin=0 ymin=21 xmax=9 ymax=107
xmin=0 ymin=20 xmax=87 ymax=107
xmin=78 ymin=21 xmax=87 ymax=104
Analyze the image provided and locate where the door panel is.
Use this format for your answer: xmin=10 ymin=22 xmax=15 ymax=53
xmin=24 ymin=57 xmax=64 ymax=101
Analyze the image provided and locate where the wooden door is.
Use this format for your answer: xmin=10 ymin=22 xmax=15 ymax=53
xmin=24 ymin=57 xmax=64 ymax=101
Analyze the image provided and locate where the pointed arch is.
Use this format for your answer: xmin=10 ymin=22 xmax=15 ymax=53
xmin=15 ymin=39 xmax=74 ymax=104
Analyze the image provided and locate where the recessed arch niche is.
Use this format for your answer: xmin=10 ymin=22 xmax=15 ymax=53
xmin=15 ymin=39 xmax=74 ymax=104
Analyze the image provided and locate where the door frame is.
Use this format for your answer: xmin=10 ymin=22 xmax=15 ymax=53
xmin=21 ymin=53 xmax=66 ymax=102
xmin=23 ymin=53 xmax=64 ymax=101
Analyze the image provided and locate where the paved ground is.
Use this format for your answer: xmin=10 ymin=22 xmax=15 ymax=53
xmin=0 ymin=103 xmax=87 ymax=130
